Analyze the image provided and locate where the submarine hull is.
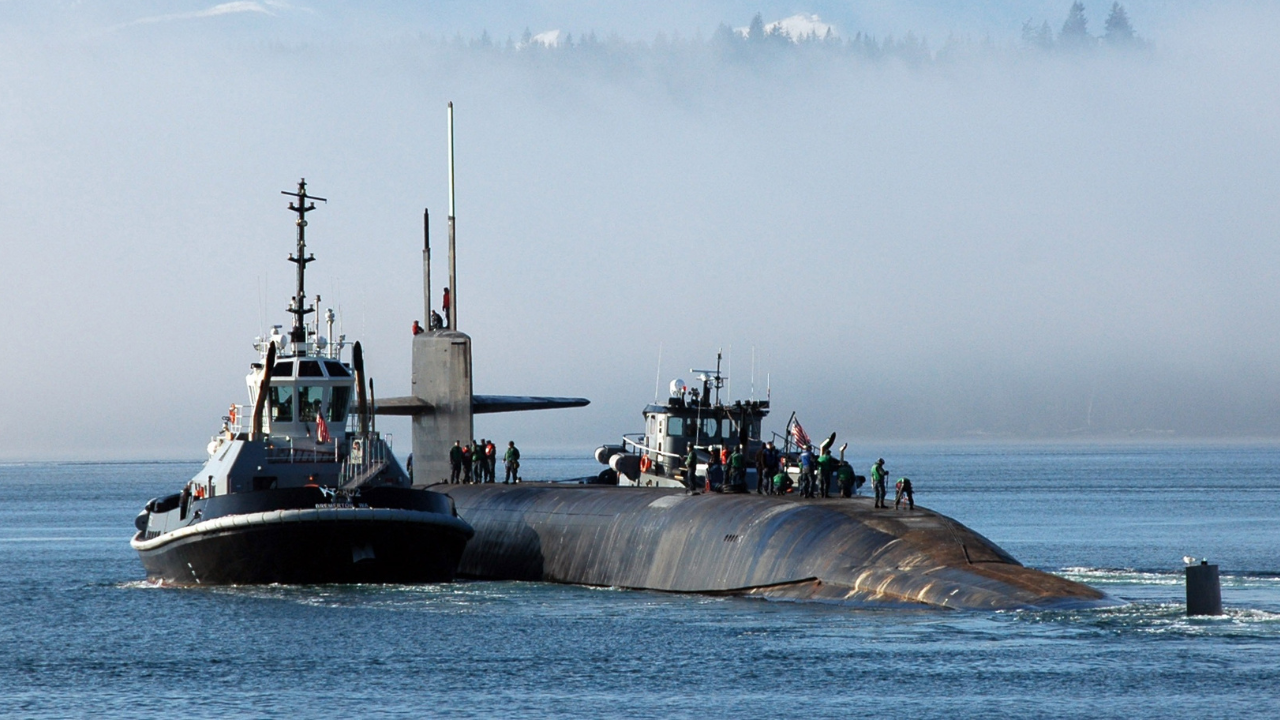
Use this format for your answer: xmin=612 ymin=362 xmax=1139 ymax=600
xmin=446 ymin=483 xmax=1113 ymax=611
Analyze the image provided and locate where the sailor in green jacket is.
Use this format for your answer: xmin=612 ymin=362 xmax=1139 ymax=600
xmin=816 ymin=452 xmax=837 ymax=498
xmin=773 ymin=469 xmax=789 ymax=495
xmin=503 ymin=441 xmax=521 ymax=484
xmin=728 ymin=447 xmax=747 ymax=492
xmin=836 ymin=461 xmax=857 ymax=498
xmin=684 ymin=447 xmax=700 ymax=495
xmin=872 ymin=458 xmax=888 ymax=508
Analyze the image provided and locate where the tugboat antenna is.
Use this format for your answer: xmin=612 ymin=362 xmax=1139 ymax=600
xmin=281 ymin=178 xmax=327 ymax=343
xmin=690 ymin=350 xmax=726 ymax=406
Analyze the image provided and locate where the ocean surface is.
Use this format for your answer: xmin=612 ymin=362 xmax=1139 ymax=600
xmin=2 ymin=444 xmax=1278 ymax=719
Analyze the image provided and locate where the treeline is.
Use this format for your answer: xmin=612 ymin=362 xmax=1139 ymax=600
xmin=1021 ymin=2 xmax=1142 ymax=51
xmin=423 ymin=2 xmax=1143 ymax=66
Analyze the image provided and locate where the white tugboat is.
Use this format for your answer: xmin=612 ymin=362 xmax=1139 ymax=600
xmin=131 ymin=180 xmax=473 ymax=585
xmin=594 ymin=352 xmax=776 ymax=490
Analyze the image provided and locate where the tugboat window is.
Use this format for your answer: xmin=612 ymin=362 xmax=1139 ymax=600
xmin=272 ymin=361 xmax=294 ymax=377
xmin=298 ymin=386 xmax=324 ymax=421
xmin=269 ymin=386 xmax=294 ymax=422
xmin=701 ymin=418 xmax=719 ymax=438
xmin=324 ymin=361 xmax=351 ymax=377
xmin=329 ymin=386 xmax=351 ymax=422
xmin=298 ymin=361 xmax=324 ymax=377
xmin=668 ymin=417 xmax=684 ymax=436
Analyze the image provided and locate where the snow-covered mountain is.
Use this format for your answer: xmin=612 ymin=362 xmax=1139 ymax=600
xmin=527 ymin=29 xmax=565 ymax=47
xmin=735 ymin=13 xmax=837 ymax=42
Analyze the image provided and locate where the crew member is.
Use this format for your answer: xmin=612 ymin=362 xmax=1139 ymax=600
xmin=486 ymin=439 xmax=497 ymax=482
xmin=706 ymin=453 xmax=724 ymax=493
xmin=816 ymin=449 xmax=837 ymax=499
xmin=836 ymin=460 xmax=856 ymax=498
xmin=504 ymin=441 xmax=521 ymax=483
xmin=684 ymin=446 xmax=700 ymax=495
xmin=470 ymin=439 xmax=483 ymax=483
xmin=895 ymin=477 xmax=915 ymax=510
xmin=461 ymin=442 xmax=473 ymax=483
xmin=764 ymin=442 xmax=780 ymax=495
xmin=412 ymin=320 xmax=424 ymax=335
xmin=872 ymin=458 xmax=888 ymax=509
xmin=772 ymin=468 xmax=789 ymax=495
xmin=799 ymin=446 xmax=815 ymax=498
xmin=754 ymin=443 xmax=768 ymax=494
xmin=449 ymin=441 xmax=464 ymax=484
xmin=728 ymin=446 xmax=747 ymax=492
xmin=442 ymin=287 xmax=451 ymax=328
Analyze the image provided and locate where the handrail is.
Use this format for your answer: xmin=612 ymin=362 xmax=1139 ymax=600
xmin=339 ymin=433 xmax=391 ymax=487
xmin=620 ymin=435 xmax=683 ymax=460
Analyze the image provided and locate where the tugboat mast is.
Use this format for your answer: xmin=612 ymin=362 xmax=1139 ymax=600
xmin=281 ymin=178 xmax=327 ymax=343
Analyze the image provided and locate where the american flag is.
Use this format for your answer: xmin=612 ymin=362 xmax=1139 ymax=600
xmin=790 ymin=419 xmax=811 ymax=449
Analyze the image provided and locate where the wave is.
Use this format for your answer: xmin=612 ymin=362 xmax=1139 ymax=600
xmin=1057 ymin=566 xmax=1280 ymax=587
xmin=1006 ymin=600 xmax=1280 ymax=640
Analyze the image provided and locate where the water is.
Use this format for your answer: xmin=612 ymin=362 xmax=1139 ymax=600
xmin=2 ymin=445 xmax=1279 ymax=719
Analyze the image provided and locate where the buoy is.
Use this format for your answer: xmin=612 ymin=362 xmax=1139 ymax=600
xmin=1186 ymin=560 xmax=1223 ymax=616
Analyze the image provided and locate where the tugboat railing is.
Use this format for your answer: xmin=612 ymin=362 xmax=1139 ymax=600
xmin=264 ymin=440 xmax=340 ymax=464
xmin=620 ymin=434 xmax=682 ymax=460
xmin=339 ymin=434 xmax=393 ymax=487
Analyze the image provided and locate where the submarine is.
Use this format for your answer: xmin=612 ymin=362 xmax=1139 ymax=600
xmin=376 ymin=103 xmax=1114 ymax=611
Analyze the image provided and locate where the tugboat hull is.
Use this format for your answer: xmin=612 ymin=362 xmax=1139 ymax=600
xmin=133 ymin=508 xmax=472 ymax=585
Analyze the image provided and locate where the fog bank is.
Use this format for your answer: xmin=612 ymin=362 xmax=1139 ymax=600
xmin=1 ymin=3 xmax=1278 ymax=459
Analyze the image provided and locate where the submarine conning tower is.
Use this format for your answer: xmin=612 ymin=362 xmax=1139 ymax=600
xmin=406 ymin=329 xmax=474 ymax=485
xmin=376 ymin=102 xmax=588 ymax=484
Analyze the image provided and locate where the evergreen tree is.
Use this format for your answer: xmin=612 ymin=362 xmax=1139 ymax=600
xmin=1023 ymin=19 xmax=1054 ymax=50
xmin=1037 ymin=21 xmax=1054 ymax=50
xmin=711 ymin=23 xmax=737 ymax=48
xmin=747 ymin=13 xmax=765 ymax=44
xmin=1104 ymin=3 xmax=1136 ymax=45
xmin=1059 ymin=2 xmax=1092 ymax=48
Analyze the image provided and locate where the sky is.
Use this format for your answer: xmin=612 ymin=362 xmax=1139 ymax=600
xmin=2 ymin=1 xmax=1279 ymax=460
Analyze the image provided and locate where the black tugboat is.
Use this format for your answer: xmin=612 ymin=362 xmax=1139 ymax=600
xmin=131 ymin=180 xmax=473 ymax=585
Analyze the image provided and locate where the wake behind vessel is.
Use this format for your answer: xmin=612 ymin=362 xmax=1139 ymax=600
xmin=131 ymin=180 xmax=472 ymax=585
